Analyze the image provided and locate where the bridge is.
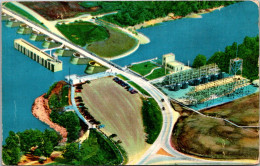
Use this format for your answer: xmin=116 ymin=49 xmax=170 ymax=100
xmin=3 ymin=7 xmax=256 ymax=165
xmin=3 ymin=8 xmax=122 ymax=71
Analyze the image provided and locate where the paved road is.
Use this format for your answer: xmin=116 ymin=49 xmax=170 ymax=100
xmin=70 ymin=86 xmax=93 ymax=128
xmin=3 ymin=8 xmax=257 ymax=165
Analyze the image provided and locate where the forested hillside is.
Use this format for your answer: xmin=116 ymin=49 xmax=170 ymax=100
xmin=79 ymin=1 xmax=237 ymax=27
xmin=207 ymin=35 xmax=259 ymax=80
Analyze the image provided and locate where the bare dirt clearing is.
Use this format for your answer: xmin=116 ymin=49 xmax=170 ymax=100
xmin=201 ymin=93 xmax=259 ymax=126
xmin=20 ymin=2 xmax=98 ymax=20
xmin=171 ymin=99 xmax=259 ymax=160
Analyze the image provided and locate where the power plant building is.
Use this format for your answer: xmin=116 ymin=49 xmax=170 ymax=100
xmin=162 ymin=53 xmax=185 ymax=73
xmin=14 ymin=38 xmax=62 ymax=72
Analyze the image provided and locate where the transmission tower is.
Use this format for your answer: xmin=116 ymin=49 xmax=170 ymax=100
xmin=229 ymin=58 xmax=243 ymax=76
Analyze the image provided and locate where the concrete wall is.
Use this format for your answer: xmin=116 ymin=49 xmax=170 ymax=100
xmin=6 ymin=20 xmax=21 ymax=27
xmin=14 ymin=39 xmax=62 ymax=72
xmin=85 ymin=65 xmax=108 ymax=74
xmin=29 ymin=34 xmax=46 ymax=41
xmin=42 ymin=41 xmax=62 ymax=49
xmin=55 ymin=49 xmax=75 ymax=57
xmin=2 ymin=14 xmax=10 ymax=21
xmin=17 ymin=27 xmax=33 ymax=35
xmin=70 ymin=56 xmax=90 ymax=65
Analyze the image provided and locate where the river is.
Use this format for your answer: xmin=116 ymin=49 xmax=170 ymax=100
xmin=2 ymin=22 xmax=86 ymax=143
xmin=2 ymin=1 xmax=259 ymax=143
xmin=112 ymin=1 xmax=259 ymax=66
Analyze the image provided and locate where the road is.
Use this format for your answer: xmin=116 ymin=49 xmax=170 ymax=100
xmin=70 ymin=86 xmax=93 ymax=128
xmin=8 ymin=2 xmax=67 ymax=38
xmin=3 ymin=7 xmax=257 ymax=165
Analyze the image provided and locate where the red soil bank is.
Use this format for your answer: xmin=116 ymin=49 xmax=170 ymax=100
xmin=32 ymin=95 xmax=67 ymax=142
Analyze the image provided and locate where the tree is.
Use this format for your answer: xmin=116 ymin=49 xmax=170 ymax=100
xmin=2 ymin=131 xmax=21 ymax=165
xmin=50 ymin=111 xmax=81 ymax=142
xmin=2 ymin=146 xmax=21 ymax=165
xmin=43 ymin=129 xmax=62 ymax=146
xmin=3 ymin=129 xmax=61 ymax=165
xmin=33 ymin=148 xmax=42 ymax=156
xmin=44 ymin=82 xmax=58 ymax=98
xmin=206 ymin=35 xmax=259 ymax=80
xmin=63 ymin=143 xmax=81 ymax=162
xmin=193 ymin=54 xmax=207 ymax=68
xmin=109 ymin=134 xmax=117 ymax=139
xmin=116 ymin=140 xmax=122 ymax=144
xmin=40 ymin=140 xmax=53 ymax=157
xmin=17 ymin=129 xmax=43 ymax=152
xmin=49 ymin=94 xmax=61 ymax=110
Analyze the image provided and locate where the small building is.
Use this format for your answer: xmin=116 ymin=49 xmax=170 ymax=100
xmin=162 ymin=53 xmax=184 ymax=73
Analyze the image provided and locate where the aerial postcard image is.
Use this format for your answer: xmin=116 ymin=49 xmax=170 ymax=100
xmin=1 ymin=0 xmax=259 ymax=165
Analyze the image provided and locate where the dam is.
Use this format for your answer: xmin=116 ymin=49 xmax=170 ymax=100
xmin=14 ymin=39 xmax=62 ymax=72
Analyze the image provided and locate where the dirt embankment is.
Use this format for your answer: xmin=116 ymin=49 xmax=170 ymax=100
xmin=18 ymin=152 xmax=62 ymax=165
xmin=201 ymin=93 xmax=259 ymax=126
xmin=48 ymin=80 xmax=72 ymax=105
xmin=20 ymin=2 xmax=99 ymax=20
xmin=171 ymin=100 xmax=259 ymax=160
xmin=32 ymin=81 xmax=70 ymax=142
xmin=32 ymin=95 xmax=67 ymax=142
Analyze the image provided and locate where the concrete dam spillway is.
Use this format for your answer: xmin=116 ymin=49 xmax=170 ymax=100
xmin=14 ymin=38 xmax=62 ymax=72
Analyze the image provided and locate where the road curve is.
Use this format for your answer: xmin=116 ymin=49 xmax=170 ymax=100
xmin=3 ymin=8 xmax=257 ymax=165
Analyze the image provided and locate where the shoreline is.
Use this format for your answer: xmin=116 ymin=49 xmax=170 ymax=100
xmin=32 ymin=94 xmax=68 ymax=142
xmin=127 ymin=5 xmax=224 ymax=30
xmin=102 ymin=5 xmax=224 ymax=61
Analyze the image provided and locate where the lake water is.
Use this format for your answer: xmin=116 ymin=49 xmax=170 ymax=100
xmin=2 ymin=1 xmax=259 ymax=143
xmin=113 ymin=1 xmax=259 ymax=66
xmin=2 ymin=23 xmax=87 ymax=143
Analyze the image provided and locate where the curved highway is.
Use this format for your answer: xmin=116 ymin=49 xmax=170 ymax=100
xmin=3 ymin=7 xmax=257 ymax=165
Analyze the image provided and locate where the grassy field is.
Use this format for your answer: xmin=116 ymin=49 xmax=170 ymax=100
xmin=128 ymin=81 xmax=151 ymax=96
xmin=80 ymin=77 xmax=149 ymax=162
xmin=145 ymin=67 xmax=169 ymax=80
xmin=116 ymin=74 xmax=129 ymax=81
xmin=129 ymin=62 xmax=158 ymax=76
xmin=4 ymin=2 xmax=46 ymax=28
xmin=56 ymin=21 xmax=109 ymax=47
xmin=87 ymin=27 xmax=138 ymax=58
xmin=201 ymin=93 xmax=259 ymax=126
xmin=171 ymin=100 xmax=259 ymax=160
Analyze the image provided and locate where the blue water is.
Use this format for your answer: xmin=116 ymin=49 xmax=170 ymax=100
xmin=113 ymin=1 xmax=259 ymax=66
xmin=2 ymin=22 xmax=87 ymax=143
xmin=2 ymin=1 xmax=259 ymax=143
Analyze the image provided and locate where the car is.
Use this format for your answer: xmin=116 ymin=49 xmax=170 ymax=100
xmin=86 ymin=115 xmax=92 ymax=119
xmin=161 ymin=99 xmax=165 ymax=102
xmin=132 ymin=90 xmax=138 ymax=94
xmin=76 ymin=99 xmax=83 ymax=102
xmin=120 ymin=83 xmax=126 ymax=87
xmin=130 ymin=89 xmax=137 ymax=94
xmin=128 ymin=87 xmax=133 ymax=91
xmin=162 ymin=107 xmax=165 ymax=111
xmin=113 ymin=77 xmax=119 ymax=81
